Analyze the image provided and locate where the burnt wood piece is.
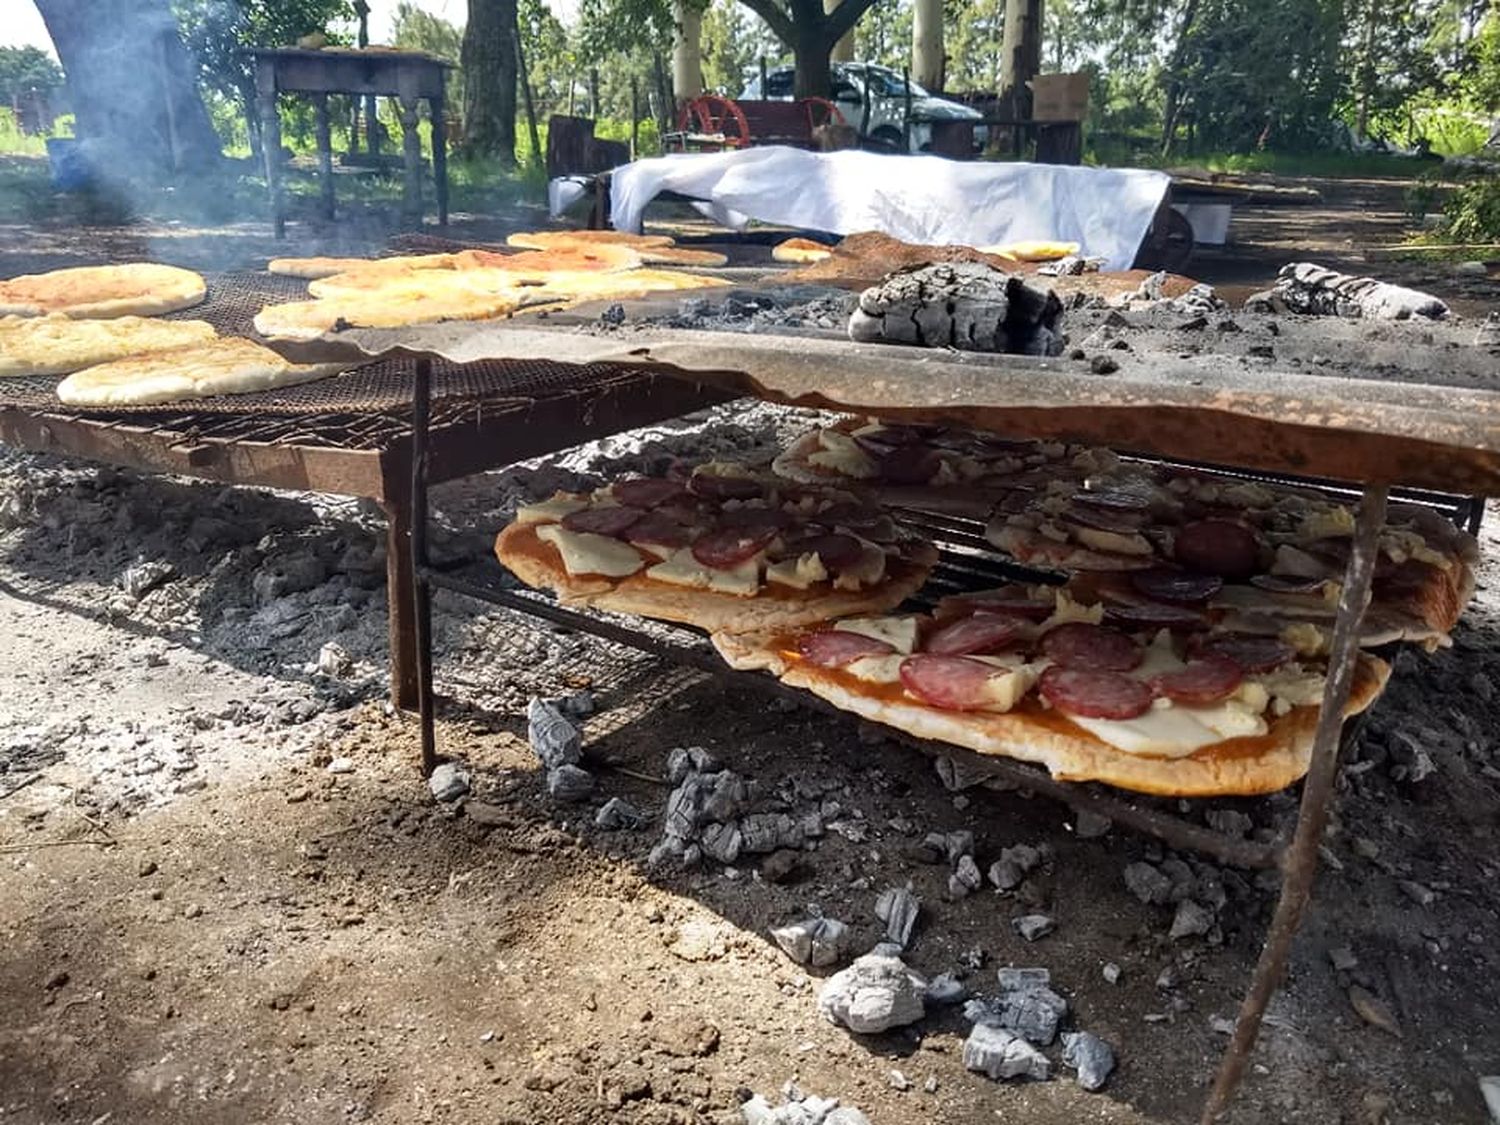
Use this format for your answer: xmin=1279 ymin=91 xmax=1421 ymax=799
xmin=847 ymin=262 xmax=1065 ymax=355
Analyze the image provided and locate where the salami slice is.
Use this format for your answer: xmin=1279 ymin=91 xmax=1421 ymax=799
xmin=1039 ymin=666 xmax=1154 ymax=720
xmin=1040 ymin=622 xmax=1143 ymax=672
xmin=1173 ymin=519 xmax=1261 ymax=581
xmin=899 ymin=655 xmax=1000 ymax=711
xmin=783 ymin=532 xmax=864 ymax=570
xmin=797 ymin=630 xmax=896 ymax=668
xmin=691 ymin=525 xmax=778 ymax=568
xmin=1066 ymin=502 xmax=1147 ymax=534
xmin=1196 ymin=635 xmax=1297 ymax=674
xmin=1104 ymin=602 xmax=1210 ymax=632
xmin=561 ymin=505 xmax=644 ymax=538
xmin=874 ymin=445 xmax=943 ymax=485
xmin=1130 ymin=568 xmax=1224 ymax=605
xmin=1151 ymin=655 xmax=1243 ymax=705
xmin=688 ymin=473 xmax=764 ymax=501
xmin=944 ymin=590 xmax=1054 ymax=622
xmin=925 ymin=611 xmax=1027 ymax=656
xmin=613 ymin=478 xmax=690 ymax=508
xmin=625 ymin=512 xmax=693 ymax=549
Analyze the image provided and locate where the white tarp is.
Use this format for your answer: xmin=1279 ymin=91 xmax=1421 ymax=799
xmin=608 ymin=147 xmax=1172 ymax=272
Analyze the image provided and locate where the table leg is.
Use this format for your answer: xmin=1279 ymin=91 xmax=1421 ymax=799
xmin=1199 ymin=485 xmax=1389 ymax=1123
xmin=314 ymin=92 xmax=335 ymax=220
xmin=256 ymin=75 xmax=284 ymax=238
xmin=397 ymin=94 xmax=422 ymax=226
xmin=430 ymin=91 xmax=448 ymax=227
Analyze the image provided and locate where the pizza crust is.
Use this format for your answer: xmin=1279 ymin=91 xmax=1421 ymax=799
xmin=266 ymin=253 xmax=460 ymax=279
xmin=772 ymin=238 xmax=834 ymax=264
xmin=56 ymin=338 xmax=347 ymax=406
xmin=0 ymin=264 xmax=206 ymax=318
xmin=713 ymin=630 xmax=1390 ymax=797
xmin=495 ymin=521 xmax=938 ymax=634
xmin=507 ymin=230 xmax=676 ymax=250
xmin=253 ymin=287 xmax=537 ymax=340
xmin=0 ymin=316 xmax=218 ymax=377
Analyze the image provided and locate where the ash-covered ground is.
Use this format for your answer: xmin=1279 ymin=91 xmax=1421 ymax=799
xmin=2 ymin=396 xmax=1499 ymax=1125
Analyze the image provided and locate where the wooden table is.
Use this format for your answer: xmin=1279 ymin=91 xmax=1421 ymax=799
xmin=251 ymin=48 xmax=452 ymax=236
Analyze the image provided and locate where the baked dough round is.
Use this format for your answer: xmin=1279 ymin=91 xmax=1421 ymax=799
xmin=0 ymin=263 xmax=207 ymax=318
xmin=252 ymin=287 xmax=533 ymax=340
xmin=56 ymin=337 xmax=347 ymax=406
xmin=0 ymin=315 xmax=218 ymax=377
xmin=772 ymin=237 xmax=834 ymax=264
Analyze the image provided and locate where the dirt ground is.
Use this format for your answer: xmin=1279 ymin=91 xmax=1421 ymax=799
xmin=2 ymin=165 xmax=1500 ymax=1125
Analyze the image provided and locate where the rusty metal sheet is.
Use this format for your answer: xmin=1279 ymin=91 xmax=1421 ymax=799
xmin=269 ymin=320 xmax=1500 ymax=496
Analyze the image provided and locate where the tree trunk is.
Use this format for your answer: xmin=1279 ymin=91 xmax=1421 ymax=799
xmin=1158 ymin=0 xmax=1200 ymax=155
xmin=791 ymin=24 xmax=833 ymax=98
xmin=998 ymin=0 xmax=1041 ymax=107
xmin=826 ymin=0 xmax=854 ymax=63
xmin=911 ymin=0 xmax=944 ymax=90
xmin=462 ymin=0 xmax=518 ymax=162
xmin=672 ymin=0 xmax=704 ymax=102
xmin=34 ymin=0 xmax=222 ymax=178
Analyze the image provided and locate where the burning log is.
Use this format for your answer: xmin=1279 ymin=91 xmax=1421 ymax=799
xmin=847 ymin=262 xmax=1065 ymax=355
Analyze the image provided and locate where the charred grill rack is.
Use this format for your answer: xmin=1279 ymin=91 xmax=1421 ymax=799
xmin=348 ymin=307 xmax=1500 ymax=1125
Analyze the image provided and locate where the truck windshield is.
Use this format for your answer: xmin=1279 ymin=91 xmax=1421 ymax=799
xmin=860 ymin=69 xmax=931 ymax=98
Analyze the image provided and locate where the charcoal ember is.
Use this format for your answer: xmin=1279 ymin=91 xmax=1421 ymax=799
xmin=595 ymin=797 xmax=648 ymax=830
xmin=120 ymin=561 xmax=175 ymax=598
xmin=874 ymin=886 xmax=921 ymax=948
xmin=962 ymin=1023 xmax=1051 ymax=1082
xmin=1124 ymin=861 xmax=1174 ymax=905
xmin=1170 ymin=899 xmax=1215 ymax=940
xmin=926 ymin=972 xmax=966 ymax=1005
xmin=771 ymin=917 xmax=850 ymax=967
xmin=818 ymin=951 xmax=927 ymax=1033
xmin=1475 ymin=311 xmax=1500 ymax=349
xmin=949 ymin=854 xmax=983 ymax=897
xmin=740 ymin=813 xmax=803 ymax=854
xmin=1061 ymin=1030 xmax=1117 ymax=1091
xmin=945 ymin=830 xmax=975 ymax=865
xmin=847 ymin=262 xmax=1064 ymax=355
xmin=527 ymin=698 xmax=582 ymax=770
xmin=967 ymin=968 xmax=1068 ymax=1046
xmin=699 ymin=821 xmax=744 ymax=864
xmin=1273 ymin=262 xmax=1449 ymax=320
xmin=667 ymin=746 xmax=720 ymax=782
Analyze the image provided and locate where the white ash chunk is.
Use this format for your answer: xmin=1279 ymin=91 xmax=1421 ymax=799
xmin=925 ymin=972 xmax=966 ymax=1006
xmin=771 ymin=917 xmax=850 ymax=967
xmin=428 ymin=761 xmax=471 ymax=803
xmin=1013 ymin=914 xmax=1055 ymax=942
xmin=1273 ymin=262 xmax=1449 ymax=320
xmin=527 ymin=698 xmax=582 ymax=770
xmin=740 ymin=812 xmax=804 ymax=854
xmin=967 ymin=969 xmax=1069 ymax=1046
xmin=666 ymin=745 xmax=720 ymax=782
xmin=962 ymin=1023 xmax=1051 ymax=1082
xmin=699 ymin=821 xmax=743 ymax=864
xmin=1061 ymin=1030 xmax=1116 ymax=1091
xmin=1169 ymin=899 xmax=1214 ymax=941
xmin=818 ymin=951 xmax=927 ymax=1034
xmin=120 ymin=561 xmax=175 ymax=599
xmin=949 ymin=855 xmax=984 ymax=898
xmin=595 ymin=797 xmax=647 ymax=830
xmin=546 ymin=764 xmax=594 ymax=803
xmin=847 ymin=262 xmax=1065 ymax=355
xmin=316 ymin=641 xmax=354 ymax=678
xmin=874 ymin=886 xmax=921 ymax=948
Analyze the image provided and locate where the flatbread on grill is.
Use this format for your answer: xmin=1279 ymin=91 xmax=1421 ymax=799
xmin=0 ymin=263 xmax=206 ymax=318
xmin=772 ymin=238 xmax=834 ymax=264
xmin=712 ymin=609 xmax=1390 ymax=798
xmin=55 ymin=337 xmax=347 ymax=406
xmin=267 ymin=252 xmax=462 ymax=279
xmin=506 ymin=230 xmax=677 ymax=251
xmin=0 ymin=315 xmax=218 ymax=377
xmin=252 ymin=287 xmax=540 ymax=340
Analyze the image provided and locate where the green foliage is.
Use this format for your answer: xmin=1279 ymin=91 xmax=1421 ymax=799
xmin=0 ymin=46 xmax=64 ymax=102
xmin=392 ymin=2 xmax=464 ymax=105
xmin=1473 ymin=1 xmax=1500 ymax=108
xmin=1440 ymin=175 xmax=1500 ymax=240
xmin=0 ymin=109 xmax=49 ymax=156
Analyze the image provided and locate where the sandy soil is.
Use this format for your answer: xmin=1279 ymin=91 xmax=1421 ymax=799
xmin=1 ymin=168 xmax=1499 ymax=1125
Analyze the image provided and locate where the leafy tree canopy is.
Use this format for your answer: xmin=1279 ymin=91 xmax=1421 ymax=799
xmin=0 ymin=45 xmax=65 ymax=102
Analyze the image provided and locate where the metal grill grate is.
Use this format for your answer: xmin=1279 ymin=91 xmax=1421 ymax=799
xmin=0 ymin=270 xmax=683 ymax=452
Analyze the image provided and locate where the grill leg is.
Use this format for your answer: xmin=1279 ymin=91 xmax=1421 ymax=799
xmin=1200 ymin=485 xmax=1388 ymax=1123
xmin=410 ymin=358 xmax=437 ymax=776
xmin=381 ymin=487 xmax=420 ymax=713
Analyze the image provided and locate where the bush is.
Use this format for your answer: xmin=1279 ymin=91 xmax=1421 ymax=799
xmin=1441 ymin=176 xmax=1500 ymax=242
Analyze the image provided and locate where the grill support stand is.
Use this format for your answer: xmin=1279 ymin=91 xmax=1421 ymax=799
xmin=1200 ymin=483 xmax=1388 ymax=1122
xmin=411 ymin=358 xmax=438 ymax=775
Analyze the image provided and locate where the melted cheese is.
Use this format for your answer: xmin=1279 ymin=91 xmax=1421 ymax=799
xmin=1380 ymin=528 xmax=1450 ymax=570
xmin=1038 ymin=589 xmax=1105 ymax=633
xmin=1068 ymin=708 xmax=1228 ymax=758
xmin=808 ymin=430 xmax=878 ymax=478
xmin=845 ymin=654 xmax=906 ymax=684
xmin=765 ymin=552 xmax=828 ymax=590
xmin=832 ymin=544 xmax=887 ymax=591
xmin=976 ymin=663 xmax=1042 ymax=713
xmin=1072 ymin=525 xmax=1153 ymax=556
xmin=1280 ymin=621 xmax=1328 ymax=657
xmin=1258 ymin=664 xmax=1326 ymax=708
xmin=645 ymin=548 xmax=761 ymax=595
xmin=835 ymin=616 xmax=919 ymax=654
xmin=515 ymin=495 xmax=590 ymax=525
xmin=535 ymin=523 xmax=645 ymax=577
xmin=1297 ymin=506 xmax=1356 ymax=542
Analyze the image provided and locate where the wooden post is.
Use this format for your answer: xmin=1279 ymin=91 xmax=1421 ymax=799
xmin=256 ymin=60 xmax=285 ymax=237
xmin=397 ymin=93 xmax=422 ymax=223
xmin=589 ymin=68 xmax=600 ymax=117
xmin=313 ymin=91 xmax=335 ymax=218
xmin=515 ymin=27 xmax=541 ymax=167
xmin=630 ymin=76 xmax=640 ymax=158
xmin=431 ymin=87 xmax=448 ymax=225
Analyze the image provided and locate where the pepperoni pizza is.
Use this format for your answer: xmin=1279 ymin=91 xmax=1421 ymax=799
xmin=494 ymin=465 xmax=939 ymax=634
xmin=713 ymin=582 xmax=1390 ymax=797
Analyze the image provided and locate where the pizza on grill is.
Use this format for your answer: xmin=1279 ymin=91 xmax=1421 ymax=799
xmin=772 ymin=418 xmax=1086 ymax=514
xmin=0 ymin=263 xmax=206 ymax=318
xmin=494 ymin=465 xmax=939 ymax=634
xmin=984 ymin=461 xmax=1477 ymax=647
xmin=0 ymin=315 xmax=218 ymax=377
xmin=713 ymin=583 xmax=1390 ymax=797
xmin=287 ymin=244 xmax=647 ymax=292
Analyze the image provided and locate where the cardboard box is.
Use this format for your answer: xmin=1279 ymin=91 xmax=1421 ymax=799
xmin=1030 ymin=73 xmax=1089 ymax=123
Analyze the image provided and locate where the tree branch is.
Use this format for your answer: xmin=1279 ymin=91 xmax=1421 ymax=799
xmin=737 ymin=0 xmax=797 ymax=46
xmin=824 ymin=0 xmax=882 ymax=47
